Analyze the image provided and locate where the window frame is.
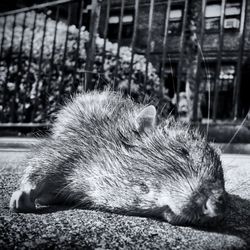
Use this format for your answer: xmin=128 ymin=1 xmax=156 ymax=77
xmin=204 ymin=0 xmax=241 ymax=33
xmin=224 ymin=0 xmax=241 ymax=31
xmin=107 ymin=9 xmax=134 ymax=41
xmin=168 ymin=5 xmax=184 ymax=36
xmin=205 ymin=1 xmax=222 ymax=33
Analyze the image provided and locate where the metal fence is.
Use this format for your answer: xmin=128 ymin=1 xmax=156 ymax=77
xmin=0 ymin=0 xmax=249 ymax=129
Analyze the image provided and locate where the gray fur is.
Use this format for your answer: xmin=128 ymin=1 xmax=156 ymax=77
xmin=10 ymin=90 xmax=226 ymax=226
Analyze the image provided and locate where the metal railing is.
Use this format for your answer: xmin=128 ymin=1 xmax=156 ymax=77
xmin=0 ymin=0 xmax=249 ymax=129
xmin=0 ymin=0 xmax=86 ymax=125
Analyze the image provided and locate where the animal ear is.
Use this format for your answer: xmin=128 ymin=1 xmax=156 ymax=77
xmin=136 ymin=105 xmax=156 ymax=132
xmin=209 ymin=143 xmax=222 ymax=155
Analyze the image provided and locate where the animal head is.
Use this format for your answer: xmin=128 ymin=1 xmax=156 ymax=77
xmin=134 ymin=106 xmax=226 ymax=226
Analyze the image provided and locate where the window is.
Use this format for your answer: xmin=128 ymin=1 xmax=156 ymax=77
xmin=201 ymin=64 xmax=235 ymax=119
xmin=108 ymin=11 xmax=134 ymax=40
xmin=163 ymin=64 xmax=178 ymax=98
xmin=82 ymin=1 xmax=92 ymax=29
xmin=205 ymin=3 xmax=221 ymax=31
xmin=205 ymin=1 xmax=241 ymax=32
xmin=219 ymin=65 xmax=235 ymax=91
xmin=168 ymin=7 xmax=183 ymax=35
xmin=224 ymin=1 xmax=241 ymax=30
xmin=202 ymin=64 xmax=235 ymax=91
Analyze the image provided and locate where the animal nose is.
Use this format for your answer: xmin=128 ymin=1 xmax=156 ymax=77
xmin=203 ymin=199 xmax=216 ymax=217
xmin=202 ymin=195 xmax=225 ymax=218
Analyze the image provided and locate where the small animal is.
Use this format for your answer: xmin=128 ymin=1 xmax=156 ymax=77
xmin=10 ymin=90 xmax=226 ymax=226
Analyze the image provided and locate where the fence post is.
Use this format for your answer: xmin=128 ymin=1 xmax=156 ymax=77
xmin=113 ymin=0 xmax=125 ymax=89
xmin=128 ymin=0 xmax=140 ymax=95
xmin=101 ymin=0 xmax=110 ymax=72
xmin=31 ymin=11 xmax=49 ymax=122
xmin=176 ymin=0 xmax=189 ymax=111
xmin=58 ymin=3 xmax=71 ymax=104
xmin=145 ymin=0 xmax=155 ymax=88
xmin=0 ymin=16 xmax=6 ymax=60
xmin=159 ymin=0 xmax=171 ymax=99
xmin=233 ymin=0 xmax=247 ymax=120
xmin=212 ymin=0 xmax=226 ymax=122
xmin=193 ymin=0 xmax=206 ymax=122
xmin=72 ymin=0 xmax=84 ymax=91
xmin=2 ymin=14 xmax=16 ymax=122
xmin=85 ymin=0 xmax=102 ymax=90
xmin=12 ymin=12 xmax=27 ymax=123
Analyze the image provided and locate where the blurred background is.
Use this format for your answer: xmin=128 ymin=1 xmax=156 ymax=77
xmin=0 ymin=0 xmax=249 ymax=143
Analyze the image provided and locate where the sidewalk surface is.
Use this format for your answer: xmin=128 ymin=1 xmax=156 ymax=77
xmin=0 ymin=146 xmax=249 ymax=249
xmin=0 ymin=137 xmax=39 ymax=149
xmin=1 ymin=137 xmax=250 ymax=154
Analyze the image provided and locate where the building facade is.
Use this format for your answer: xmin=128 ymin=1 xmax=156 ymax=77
xmin=99 ymin=0 xmax=250 ymax=121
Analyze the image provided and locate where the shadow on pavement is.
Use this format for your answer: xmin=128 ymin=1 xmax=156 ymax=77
xmin=195 ymin=194 xmax=250 ymax=246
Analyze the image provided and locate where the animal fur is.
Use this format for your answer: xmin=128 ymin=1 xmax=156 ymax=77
xmin=10 ymin=90 xmax=226 ymax=226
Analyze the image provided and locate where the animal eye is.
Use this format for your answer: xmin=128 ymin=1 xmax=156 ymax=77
xmin=140 ymin=182 xmax=149 ymax=193
xmin=209 ymin=177 xmax=217 ymax=184
xmin=181 ymin=148 xmax=189 ymax=156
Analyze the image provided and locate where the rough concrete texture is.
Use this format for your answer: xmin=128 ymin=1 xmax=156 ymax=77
xmin=0 ymin=150 xmax=249 ymax=249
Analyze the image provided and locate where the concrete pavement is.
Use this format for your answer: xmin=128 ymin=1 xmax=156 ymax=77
xmin=1 ymin=137 xmax=250 ymax=154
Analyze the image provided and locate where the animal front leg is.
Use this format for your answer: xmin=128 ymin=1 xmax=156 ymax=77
xmin=9 ymin=181 xmax=37 ymax=212
xmin=9 ymin=163 xmax=50 ymax=213
xmin=9 ymin=177 xmax=64 ymax=212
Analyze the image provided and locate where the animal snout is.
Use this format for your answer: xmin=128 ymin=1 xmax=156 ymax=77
xmin=202 ymin=194 xmax=225 ymax=218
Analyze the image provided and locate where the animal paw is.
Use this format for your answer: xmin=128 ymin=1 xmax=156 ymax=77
xmin=9 ymin=189 xmax=36 ymax=212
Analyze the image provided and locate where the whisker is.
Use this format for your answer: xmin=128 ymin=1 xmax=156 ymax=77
xmin=222 ymin=110 xmax=249 ymax=151
xmin=159 ymin=102 xmax=168 ymax=117
xmin=96 ymin=72 xmax=101 ymax=90
xmin=226 ymin=179 xmax=250 ymax=193
xmin=100 ymin=74 xmax=112 ymax=87
xmin=84 ymin=71 xmax=87 ymax=92
xmin=168 ymin=55 xmax=175 ymax=94
xmin=223 ymin=158 xmax=238 ymax=168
